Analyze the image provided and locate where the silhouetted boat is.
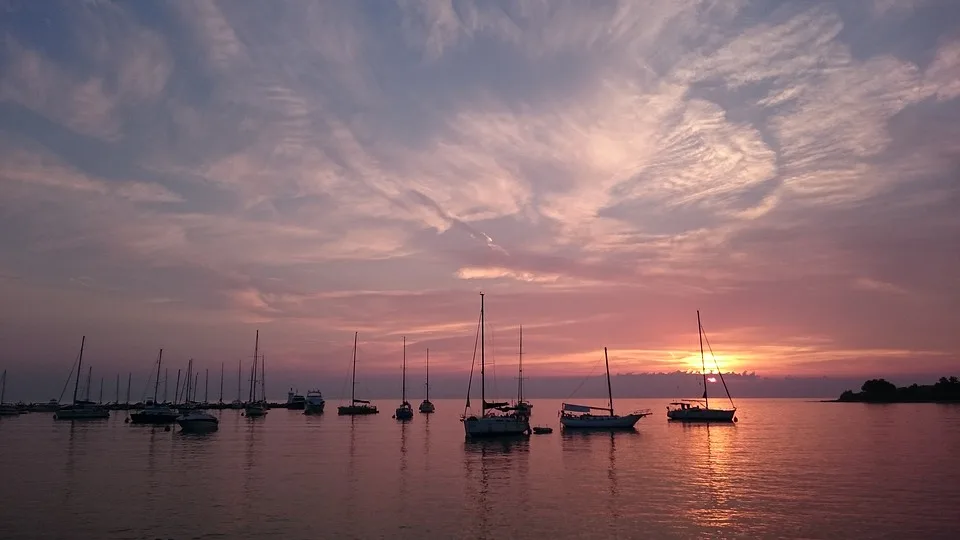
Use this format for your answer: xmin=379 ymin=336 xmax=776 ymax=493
xmin=304 ymin=389 xmax=325 ymax=414
xmin=461 ymin=293 xmax=530 ymax=438
xmin=394 ymin=337 xmax=414 ymax=420
xmin=130 ymin=349 xmax=178 ymax=425
xmin=286 ymin=388 xmax=306 ymax=409
xmin=418 ymin=348 xmax=435 ymax=414
xmin=0 ymin=370 xmax=20 ymax=416
xmin=178 ymin=410 xmax=219 ymax=432
xmin=666 ymin=311 xmax=737 ymax=423
xmin=561 ymin=347 xmax=651 ymax=429
xmin=244 ymin=330 xmax=268 ymax=418
xmin=532 ymin=426 xmax=553 ymax=434
xmin=338 ymin=332 xmax=378 ymax=415
xmin=54 ymin=337 xmax=109 ymax=420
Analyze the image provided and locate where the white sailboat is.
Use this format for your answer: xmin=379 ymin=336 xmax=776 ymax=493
xmin=560 ymin=347 xmax=651 ymax=429
xmin=244 ymin=330 xmax=268 ymax=418
xmin=337 ymin=332 xmax=378 ymax=415
xmin=0 ymin=369 xmax=21 ymax=416
xmin=667 ymin=311 xmax=737 ymax=422
xmin=461 ymin=293 xmax=530 ymax=438
xmin=54 ymin=336 xmax=110 ymax=420
xmin=418 ymin=348 xmax=435 ymax=414
xmin=394 ymin=337 xmax=413 ymax=420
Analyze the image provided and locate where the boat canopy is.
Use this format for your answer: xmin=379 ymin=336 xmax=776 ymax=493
xmin=353 ymin=399 xmax=371 ymax=404
xmin=562 ymin=403 xmax=612 ymax=413
xmin=484 ymin=400 xmax=509 ymax=409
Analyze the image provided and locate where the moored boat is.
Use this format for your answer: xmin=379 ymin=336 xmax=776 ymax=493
xmin=418 ymin=348 xmax=435 ymax=414
xmin=304 ymin=389 xmax=325 ymax=414
xmin=178 ymin=410 xmax=219 ymax=432
xmin=560 ymin=347 xmax=651 ymax=430
xmin=130 ymin=349 xmax=178 ymax=425
xmin=338 ymin=332 xmax=379 ymax=415
xmin=286 ymin=388 xmax=306 ymax=410
xmin=461 ymin=293 xmax=530 ymax=438
xmin=666 ymin=311 xmax=737 ymax=423
xmin=0 ymin=370 xmax=21 ymax=416
xmin=394 ymin=337 xmax=414 ymax=420
xmin=243 ymin=330 xmax=268 ymax=418
xmin=54 ymin=337 xmax=109 ymax=420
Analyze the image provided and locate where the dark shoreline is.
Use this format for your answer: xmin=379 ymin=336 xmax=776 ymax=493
xmin=831 ymin=376 xmax=960 ymax=404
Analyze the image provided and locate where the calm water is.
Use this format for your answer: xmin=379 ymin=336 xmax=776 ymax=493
xmin=1 ymin=399 xmax=958 ymax=539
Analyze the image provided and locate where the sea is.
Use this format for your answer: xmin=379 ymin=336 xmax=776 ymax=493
xmin=0 ymin=398 xmax=958 ymax=539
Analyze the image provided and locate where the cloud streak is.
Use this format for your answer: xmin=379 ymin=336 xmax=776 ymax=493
xmin=1 ymin=0 xmax=958 ymax=396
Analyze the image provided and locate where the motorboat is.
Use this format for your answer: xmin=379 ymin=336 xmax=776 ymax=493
xmin=178 ymin=410 xmax=219 ymax=432
xmin=286 ymin=389 xmax=306 ymax=410
xmin=304 ymin=389 xmax=325 ymax=415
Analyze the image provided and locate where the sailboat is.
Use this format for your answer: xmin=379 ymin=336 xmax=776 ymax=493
xmin=337 ymin=332 xmax=378 ymax=415
xmin=560 ymin=347 xmax=651 ymax=429
xmin=461 ymin=293 xmax=530 ymax=438
xmin=509 ymin=325 xmax=532 ymax=418
xmin=54 ymin=336 xmax=110 ymax=420
xmin=0 ymin=370 xmax=21 ymax=416
xmin=230 ymin=359 xmax=243 ymax=409
xmin=244 ymin=330 xmax=268 ymax=418
xmin=130 ymin=349 xmax=179 ymax=424
xmin=418 ymin=348 xmax=435 ymax=413
xmin=667 ymin=311 xmax=737 ymax=422
xmin=394 ymin=337 xmax=414 ymax=420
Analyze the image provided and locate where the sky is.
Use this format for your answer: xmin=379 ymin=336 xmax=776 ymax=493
xmin=1 ymin=0 xmax=958 ymax=400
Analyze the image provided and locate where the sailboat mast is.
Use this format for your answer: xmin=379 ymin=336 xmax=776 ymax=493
xmin=402 ymin=337 xmax=406 ymax=403
xmin=480 ymin=292 xmax=485 ymax=413
xmin=250 ymin=330 xmax=259 ymax=403
xmin=219 ymin=362 xmax=224 ymax=403
xmin=604 ymin=347 xmax=614 ymax=416
xmin=518 ymin=325 xmax=523 ymax=403
xmin=73 ymin=336 xmax=85 ymax=404
xmin=126 ymin=372 xmax=131 ymax=404
xmin=174 ymin=369 xmax=181 ymax=404
xmin=425 ymin=348 xmax=430 ymax=401
xmin=154 ymin=349 xmax=163 ymax=402
xmin=85 ymin=366 xmax=92 ymax=401
xmin=193 ymin=373 xmax=198 ymax=402
xmin=698 ymin=310 xmax=709 ymax=409
xmin=205 ymin=368 xmax=209 ymax=403
xmin=260 ymin=355 xmax=265 ymax=403
xmin=115 ymin=373 xmax=120 ymax=404
xmin=351 ymin=332 xmax=358 ymax=403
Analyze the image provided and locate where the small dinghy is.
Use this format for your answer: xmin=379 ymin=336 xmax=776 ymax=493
xmin=532 ymin=426 xmax=553 ymax=434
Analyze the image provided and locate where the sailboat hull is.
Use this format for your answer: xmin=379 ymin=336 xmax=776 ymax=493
xmin=394 ymin=406 xmax=413 ymax=420
xmin=667 ymin=407 xmax=736 ymax=422
xmin=338 ymin=405 xmax=378 ymax=415
xmin=54 ymin=405 xmax=110 ymax=420
xmin=418 ymin=400 xmax=435 ymax=413
xmin=560 ymin=413 xmax=647 ymax=429
xmin=129 ymin=408 xmax=179 ymax=424
xmin=463 ymin=415 xmax=530 ymax=437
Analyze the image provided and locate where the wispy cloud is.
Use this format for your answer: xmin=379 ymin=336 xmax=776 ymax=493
xmin=1 ymin=0 xmax=958 ymax=391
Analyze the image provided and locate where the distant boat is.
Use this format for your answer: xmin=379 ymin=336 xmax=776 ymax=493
xmin=0 ymin=369 xmax=21 ymax=416
xmin=509 ymin=325 xmax=532 ymax=418
xmin=54 ymin=337 xmax=110 ymax=420
xmin=418 ymin=348 xmax=435 ymax=414
xmin=461 ymin=293 xmax=530 ymax=438
xmin=243 ymin=330 xmax=268 ymax=418
xmin=394 ymin=337 xmax=414 ymax=420
xmin=129 ymin=349 xmax=179 ymax=425
xmin=338 ymin=332 xmax=378 ymax=415
xmin=286 ymin=388 xmax=306 ymax=410
xmin=304 ymin=389 xmax=325 ymax=415
xmin=230 ymin=358 xmax=243 ymax=409
xmin=666 ymin=311 xmax=737 ymax=423
xmin=178 ymin=410 xmax=219 ymax=432
xmin=560 ymin=347 xmax=651 ymax=429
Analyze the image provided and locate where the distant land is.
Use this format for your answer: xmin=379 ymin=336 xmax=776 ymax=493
xmin=834 ymin=376 xmax=960 ymax=403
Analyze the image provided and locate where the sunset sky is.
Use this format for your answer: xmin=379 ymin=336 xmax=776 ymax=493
xmin=1 ymin=0 xmax=958 ymax=398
